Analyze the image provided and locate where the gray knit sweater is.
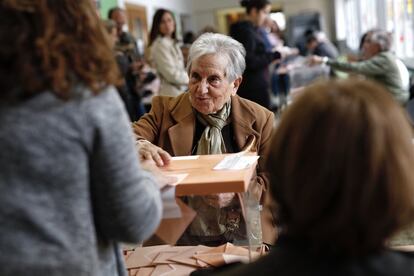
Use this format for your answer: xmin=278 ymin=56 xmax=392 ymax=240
xmin=0 ymin=87 xmax=162 ymax=275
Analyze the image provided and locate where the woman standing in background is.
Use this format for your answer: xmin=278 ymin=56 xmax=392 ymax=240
xmin=0 ymin=1 xmax=162 ymax=275
xmin=149 ymin=9 xmax=188 ymax=97
xmin=230 ymin=0 xmax=281 ymax=109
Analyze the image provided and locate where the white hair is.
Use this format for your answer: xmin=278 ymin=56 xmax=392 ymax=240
xmin=186 ymin=33 xmax=246 ymax=82
xmin=370 ymin=30 xmax=392 ymax=52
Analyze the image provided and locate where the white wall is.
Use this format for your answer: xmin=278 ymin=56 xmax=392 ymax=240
xmin=283 ymin=0 xmax=334 ymax=40
xmin=118 ymin=0 xmax=335 ymax=40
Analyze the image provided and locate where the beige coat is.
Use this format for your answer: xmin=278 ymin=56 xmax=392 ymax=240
xmin=150 ymin=36 xmax=188 ymax=97
xmin=132 ymin=93 xmax=277 ymax=244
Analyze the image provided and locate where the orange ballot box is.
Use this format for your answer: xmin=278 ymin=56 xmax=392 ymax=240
xmin=161 ymin=153 xmax=259 ymax=196
xmin=153 ymin=152 xmax=260 ymax=246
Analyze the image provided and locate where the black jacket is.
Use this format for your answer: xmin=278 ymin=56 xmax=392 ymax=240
xmin=191 ymin=236 xmax=414 ymax=276
xmin=230 ymin=21 xmax=280 ymax=109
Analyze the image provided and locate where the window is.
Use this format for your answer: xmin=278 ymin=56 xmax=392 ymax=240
xmin=387 ymin=0 xmax=414 ymax=57
xmin=336 ymin=0 xmax=414 ymax=57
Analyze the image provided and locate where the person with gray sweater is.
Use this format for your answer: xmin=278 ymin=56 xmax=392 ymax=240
xmin=0 ymin=1 xmax=162 ymax=275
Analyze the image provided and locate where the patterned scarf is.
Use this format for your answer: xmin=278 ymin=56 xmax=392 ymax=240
xmin=195 ymin=101 xmax=231 ymax=155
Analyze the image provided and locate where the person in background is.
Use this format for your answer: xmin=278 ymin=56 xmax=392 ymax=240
xmin=191 ymin=79 xmax=414 ymax=276
xmin=181 ymin=31 xmax=196 ymax=66
xmin=295 ymin=29 xmax=315 ymax=56
xmin=262 ymin=17 xmax=284 ymax=50
xmin=0 ymin=1 xmax=162 ymax=275
xmin=103 ymin=19 xmax=135 ymax=119
xmin=311 ymin=30 xmax=409 ymax=105
xmin=347 ymin=29 xmax=380 ymax=62
xmin=305 ymin=31 xmax=338 ymax=59
xmin=108 ymin=7 xmax=136 ymax=54
xmin=149 ymin=9 xmax=188 ymax=97
xmin=183 ymin=31 xmax=196 ymax=45
xmin=230 ymin=0 xmax=281 ymax=109
xmin=103 ymin=19 xmax=147 ymax=120
xmin=132 ymin=33 xmax=276 ymax=247
xmin=259 ymin=17 xmax=291 ymax=108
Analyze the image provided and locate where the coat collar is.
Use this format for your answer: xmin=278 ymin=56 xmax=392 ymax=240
xmin=167 ymin=93 xmax=259 ymax=155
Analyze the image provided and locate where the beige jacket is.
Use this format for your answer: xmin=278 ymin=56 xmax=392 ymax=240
xmin=132 ymin=93 xmax=277 ymax=244
xmin=150 ymin=36 xmax=188 ymax=97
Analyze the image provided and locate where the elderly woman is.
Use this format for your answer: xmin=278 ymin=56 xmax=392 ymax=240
xmin=132 ymin=33 xmax=275 ymax=246
xmin=192 ymin=79 xmax=414 ymax=276
xmin=311 ymin=30 xmax=409 ymax=105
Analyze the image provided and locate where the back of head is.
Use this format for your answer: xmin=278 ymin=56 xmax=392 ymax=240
xmin=266 ymin=79 xmax=414 ymax=256
xmin=0 ymin=0 xmax=119 ymax=102
xmin=183 ymin=31 xmax=196 ymax=45
xmin=370 ymin=30 xmax=392 ymax=52
xmin=240 ymin=0 xmax=270 ymax=14
xmin=186 ymin=33 xmax=246 ymax=82
xmin=358 ymin=29 xmax=379 ymax=51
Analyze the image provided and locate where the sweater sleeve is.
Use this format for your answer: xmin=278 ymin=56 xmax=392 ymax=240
xmin=327 ymin=54 xmax=388 ymax=76
xmin=88 ymin=88 xmax=162 ymax=243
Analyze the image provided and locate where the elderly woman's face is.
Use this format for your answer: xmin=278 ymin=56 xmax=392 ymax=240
xmin=188 ymin=54 xmax=241 ymax=114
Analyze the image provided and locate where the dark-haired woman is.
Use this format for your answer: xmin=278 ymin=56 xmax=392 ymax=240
xmin=230 ymin=0 xmax=281 ymax=109
xmin=149 ymin=9 xmax=188 ymax=97
xmin=0 ymin=1 xmax=162 ymax=275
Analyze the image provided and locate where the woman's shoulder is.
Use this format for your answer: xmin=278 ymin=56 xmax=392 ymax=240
xmin=73 ymin=86 xmax=127 ymax=123
xmin=152 ymin=36 xmax=175 ymax=48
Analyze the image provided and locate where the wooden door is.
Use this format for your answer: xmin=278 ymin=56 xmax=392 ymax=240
xmin=125 ymin=3 xmax=148 ymax=56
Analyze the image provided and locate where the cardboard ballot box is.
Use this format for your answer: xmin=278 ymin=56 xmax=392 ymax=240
xmin=152 ymin=153 xmax=260 ymax=245
xmin=162 ymin=153 xmax=258 ymax=196
xmin=124 ymin=243 xmax=266 ymax=276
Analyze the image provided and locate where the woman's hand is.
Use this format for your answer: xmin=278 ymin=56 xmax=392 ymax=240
xmin=136 ymin=140 xmax=171 ymax=167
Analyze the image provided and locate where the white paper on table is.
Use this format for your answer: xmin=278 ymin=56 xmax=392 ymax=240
xmin=171 ymin=155 xmax=200 ymax=161
xmin=161 ymin=186 xmax=181 ymax=219
xmin=213 ymin=155 xmax=260 ymax=170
